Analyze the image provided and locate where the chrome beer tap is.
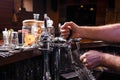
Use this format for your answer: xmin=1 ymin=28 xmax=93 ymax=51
xmin=39 ymin=14 xmax=52 ymax=80
xmin=50 ymin=23 xmax=67 ymax=80
xmin=66 ymin=38 xmax=96 ymax=80
xmin=52 ymin=37 xmax=67 ymax=80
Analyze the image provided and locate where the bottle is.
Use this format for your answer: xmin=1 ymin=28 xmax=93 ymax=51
xmin=47 ymin=19 xmax=55 ymax=37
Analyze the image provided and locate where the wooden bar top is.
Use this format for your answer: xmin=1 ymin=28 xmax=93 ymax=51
xmin=0 ymin=48 xmax=41 ymax=67
xmin=0 ymin=39 xmax=119 ymax=67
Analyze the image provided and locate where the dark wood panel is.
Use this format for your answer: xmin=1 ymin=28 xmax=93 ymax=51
xmin=0 ymin=0 xmax=13 ymax=31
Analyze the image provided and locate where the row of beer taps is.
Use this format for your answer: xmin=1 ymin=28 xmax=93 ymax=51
xmin=38 ymin=13 xmax=96 ymax=80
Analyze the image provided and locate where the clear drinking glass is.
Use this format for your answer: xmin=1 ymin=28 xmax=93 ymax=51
xmin=10 ymin=31 xmax=19 ymax=49
xmin=2 ymin=30 xmax=9 ymax=47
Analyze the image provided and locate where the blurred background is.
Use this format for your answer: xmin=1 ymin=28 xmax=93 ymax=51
xmin=0 ymin=0 xmax=120 ymax=36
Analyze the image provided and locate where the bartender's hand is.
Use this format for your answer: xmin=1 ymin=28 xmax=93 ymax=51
xmin=80 ymin=50 xmax=104 ymax=69
xmin=60 ymin=22 xmax=80 ymax=39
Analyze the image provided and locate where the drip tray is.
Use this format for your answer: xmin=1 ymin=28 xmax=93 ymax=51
xmin=61 ymin=71 xmax=78 ymax=79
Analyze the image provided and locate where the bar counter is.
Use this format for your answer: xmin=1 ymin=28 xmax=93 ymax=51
xmin=0 ymin=39 xmax=120 ymax=80
xmin=0 ymin=39 xmax=109 ymax=67
xmin=0 ymin=48 xmax=41 ymax=66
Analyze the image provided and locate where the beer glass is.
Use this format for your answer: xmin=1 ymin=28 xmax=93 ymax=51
xmin=10 ymin=31 xmax=19 ymax=49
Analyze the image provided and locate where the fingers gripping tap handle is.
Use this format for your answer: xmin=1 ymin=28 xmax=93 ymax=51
xmin=58 ymin=23 xmax=72 ymax=40
xmin=67 ymin=29 xmax=72 ymax=40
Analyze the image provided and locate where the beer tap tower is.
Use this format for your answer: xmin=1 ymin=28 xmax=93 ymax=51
xmin=39 ymin=14 xmax=96 ymax=80
xmin=39 ymin=14 xmax=52 ymax=80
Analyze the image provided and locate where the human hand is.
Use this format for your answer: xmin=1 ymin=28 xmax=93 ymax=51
xmin=80 ymin=50 xmax=104 ymax=69
xmin=60 ymin=22 xmax=80 ymax=39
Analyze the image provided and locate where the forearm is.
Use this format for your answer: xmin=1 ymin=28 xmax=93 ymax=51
xmin=78 ymin=27 xmax=103 ymax=40
xmin=102 ymin=53 xmax=120 ymax=72
xmin=78 ymin=23 xmax=120 ymax=42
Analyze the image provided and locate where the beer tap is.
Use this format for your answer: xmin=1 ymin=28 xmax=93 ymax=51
xmin=39 ymin=14 xmax=52 ymax=80
xmin=66 ymin=38 xmax=96 ymax=80
xmin=53 ymin=37 xmax=66 ymax=80
xmin=51 ymin=23 xmax=66 ymax=80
